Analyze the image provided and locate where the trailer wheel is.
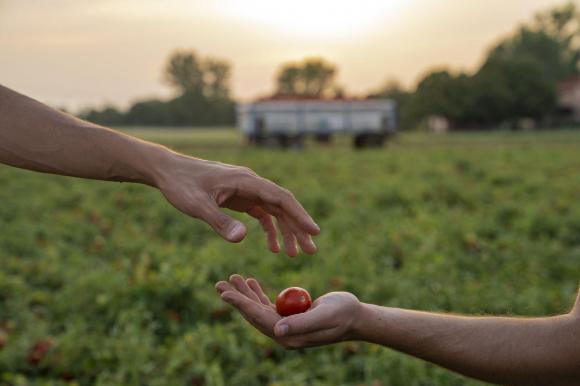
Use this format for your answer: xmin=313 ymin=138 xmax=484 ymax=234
xmin=353 ymin=133 xmax=386 ymax=149
xmin=290 ymin=134 xmax=305 ymax=149
xmin=249 ymin=131 xmax=269 ymax=146
xmin=315 ymin=132 xmax=332 ymax=144
xmin=353 ymin=134 xmax=366 ymax=149
xmin=369 ymin=133 xmax=386 ymax=147
xmin=274 ymin=134 xmax=290 ymax=149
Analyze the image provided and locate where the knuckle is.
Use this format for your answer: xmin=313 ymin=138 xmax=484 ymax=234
xmin=237 ymin=166 xmax=256 ymax=177
xmin=261 ymin=191 xmax=282 ymax=206
xmin=282 ymin=188 xmax=295 ymax=199
xmin=213 ymin=213 xmax=230 ymax=230
xmin=214 ymin=190 xmax=232 ymax=207
xmin=187 ymin=206 xmax=206 ymax=221
xmin=267 ymin=206 xmax=282 ymax=216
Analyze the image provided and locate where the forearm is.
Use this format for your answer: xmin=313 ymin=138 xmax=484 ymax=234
xmin=0 ymin=85 xmax=172 ymax=186
xmin=355 ymin=304 xmax=580 ymax=385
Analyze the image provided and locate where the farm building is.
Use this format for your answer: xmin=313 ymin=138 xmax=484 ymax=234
xmin=237 ymin=97 xmax=397 ymax=148
xmin=558 ymin=76 xmax=580 ymax=123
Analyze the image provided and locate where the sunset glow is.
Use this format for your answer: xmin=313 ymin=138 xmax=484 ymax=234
xmin=216 ymin=0 xmax=409 ymax=38
xmin=0 ymin=0 xmax=565 ymax=108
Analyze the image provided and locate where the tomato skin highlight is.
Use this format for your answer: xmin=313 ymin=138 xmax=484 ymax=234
xmin=276 ymin=287 xmax=312 ymax=316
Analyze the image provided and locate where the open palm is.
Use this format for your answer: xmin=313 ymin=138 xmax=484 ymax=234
xmin=216 ymin=274 xmax=362 ymax=349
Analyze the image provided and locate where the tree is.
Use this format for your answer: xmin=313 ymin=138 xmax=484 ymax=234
xmin=470 ymin=2 xmax=579 ymax=126
xmin=371 ymin=80 xmax=414 ymax=129
xmin=400 ymin=70 xmax=475 ymax=129
xmin=533 ymin=1 xmax=579 ymax=69
xmin=83 ymin=50 xmax=236 ymax=127
xmin=381 ymin=2 xmax=579 ymax=130
xmin=161 ymin=50 xmax=235 ymax=126
xmin=485 ymin=2 xmax=578 ymax=82
xmin=471 ymin=55 xmax=555 ymax=126
xmin=274 ymin=58 xmax=338 ymax=97
xmin=164 ymin=51 xmax=205 ymax=96
xmin=164 ymin=50 xmax=234 ymax=99
xmin=125 ymin=99 xmax=173 ymax=126
xmin=79 ymin=105 xmax=125 ymax=126
xmin=202 ymin=58 xmax=231 ymax=100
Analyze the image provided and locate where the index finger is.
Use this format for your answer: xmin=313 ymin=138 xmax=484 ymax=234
xmin=240 ymin=177 xmax=320 ymax=236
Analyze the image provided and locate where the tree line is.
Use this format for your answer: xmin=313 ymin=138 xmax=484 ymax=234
xmin=81 ymin=2 xmax=579 ymax=130
xmin=80 ymin=52 xmax=236 ymax=127
xmin=374 ymin=2 xmax=579 ymax=129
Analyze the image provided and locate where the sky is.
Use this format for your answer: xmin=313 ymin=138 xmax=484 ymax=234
xmin=0 ymin=0 xmax=570 ymax=110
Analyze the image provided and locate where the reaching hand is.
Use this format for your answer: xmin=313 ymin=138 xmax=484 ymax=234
xmin=216 ymin=275 xmax=362 ymax=349
xmin=154 ymin=155 xmax=320 ymax=256
xmin=0 ymin=85 xmax=318 ymax=256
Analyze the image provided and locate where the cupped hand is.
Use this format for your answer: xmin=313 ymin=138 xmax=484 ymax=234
xmin=154 ymin=154 xmax=320 ymax=256
xmin=216 ymin=275 xmax=362 ymax=349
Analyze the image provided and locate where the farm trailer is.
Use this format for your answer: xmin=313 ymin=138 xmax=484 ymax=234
xmin=237 ymin=99 xmax=397 ymax=148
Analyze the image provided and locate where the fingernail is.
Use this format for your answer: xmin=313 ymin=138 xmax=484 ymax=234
xmin=227 ymin=222 xmax=245 ymax=241
xmin=277 ymin=324 xmax=289 ymax=336
xmin=309 ymin=238 xmax=317 ymax=250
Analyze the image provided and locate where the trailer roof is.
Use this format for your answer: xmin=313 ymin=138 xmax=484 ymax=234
xmin=256 ymin=95 xmax=376 ymax=102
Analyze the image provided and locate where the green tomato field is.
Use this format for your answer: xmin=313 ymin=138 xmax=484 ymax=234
xmin=1 ymin=129 xmax=580 ymax=385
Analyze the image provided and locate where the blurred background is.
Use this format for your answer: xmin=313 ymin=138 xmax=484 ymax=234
xmin=1 ymin=0 xmax=579 ymax=131
xmin=1 ymin=1 xmax=580 ymax=385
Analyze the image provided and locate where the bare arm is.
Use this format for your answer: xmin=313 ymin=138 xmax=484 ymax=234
xmin=0 ymin=85 xmax=166 ymax=183
xmin=356 ymin=301 xmax=580 ymax=385
xmin=216 ymin=276 xmax=580 ymax=385
xmin=0 ymin=85 xmax=320 ymax=255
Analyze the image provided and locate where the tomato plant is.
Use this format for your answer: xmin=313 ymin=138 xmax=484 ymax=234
xmin=2 ymin=130 xmax=580 ymax=385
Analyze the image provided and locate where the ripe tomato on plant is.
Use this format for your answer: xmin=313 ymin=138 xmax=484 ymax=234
xmin=28 ymin=338 xmax=52 ymax=365
xmin=276 ymin=287 xmax=312 ymax=316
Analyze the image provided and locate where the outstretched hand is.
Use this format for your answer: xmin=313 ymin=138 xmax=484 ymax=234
xmin=0 ymin=85 xmax=318 ymax=257
xmin=216 ymin=275 xmax=362 ymax=349
xmin=155 ymin=155 xmax=320 ymax=256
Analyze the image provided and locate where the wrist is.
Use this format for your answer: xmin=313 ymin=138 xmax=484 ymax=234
xmin=138 ymin=144 xmax=177 ymax=187
xmin=97 ymin=127 xmax=184 ymax=187
xmin=140 ymin=144 xmax=211 ymax=191
xmin=350 ymin=302 xmax=372 ymax=341
xmin=137 ymin=143 xmax=195 ymax=189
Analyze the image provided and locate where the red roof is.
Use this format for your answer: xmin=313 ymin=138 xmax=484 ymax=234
xmin=558 ymin=76 xmax=580 ymax=93
xmin=257 ymin=94 xmax=371 ymax=102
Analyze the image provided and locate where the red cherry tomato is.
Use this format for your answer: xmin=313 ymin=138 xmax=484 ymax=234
xmin=276 ymin=287 xmax=312 ymax=316
xmin=28 ymin=338 xmax=52 ymax=365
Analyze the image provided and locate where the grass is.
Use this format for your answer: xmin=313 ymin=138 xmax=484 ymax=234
xmin=117 ymin=127 xmax=242 ymax=149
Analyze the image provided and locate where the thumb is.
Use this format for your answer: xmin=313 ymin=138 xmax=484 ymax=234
xmin=199 ymin=200 xmax=247 ymax=242
xmin=274 ymin=305 xmax=331 ymax=337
